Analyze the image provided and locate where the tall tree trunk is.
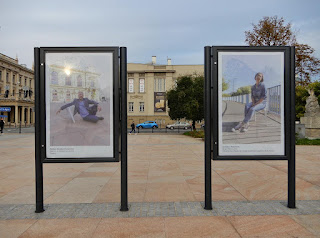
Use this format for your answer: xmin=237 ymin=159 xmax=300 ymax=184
xmin=192 ymin=120 xmax=196 ymax=130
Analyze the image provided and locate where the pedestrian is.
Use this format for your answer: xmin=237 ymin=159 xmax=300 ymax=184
xmin=129 ymin=121 xmax=136 ymax=134
xmin=0 ymin=118 xmax=4 ymax=135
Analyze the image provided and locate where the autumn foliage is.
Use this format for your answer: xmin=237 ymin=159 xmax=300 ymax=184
xmin=245 ymin=16 xmax=320 ymax=86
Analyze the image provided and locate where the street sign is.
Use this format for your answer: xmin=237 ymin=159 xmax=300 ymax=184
xmin=0 ymin=107 xmax=11 ymax=112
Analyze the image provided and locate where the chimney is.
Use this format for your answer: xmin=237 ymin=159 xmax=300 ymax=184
xmin=167 ymin=58 xmax=172 ymax=65
xmin=152 ymin=56 xmax=156 ymax=65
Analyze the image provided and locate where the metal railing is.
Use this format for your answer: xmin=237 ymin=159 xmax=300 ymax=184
xmin=222 ymin=85 xmax=281 ymax=115
xmin=267 ymin=85 xmax=281 ymax=115
xmin=128 ymin=126 xmax=194 ymax=134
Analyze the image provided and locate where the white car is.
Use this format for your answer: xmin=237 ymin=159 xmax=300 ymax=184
xmin=166 ymin=121 xmax=191 ymax=130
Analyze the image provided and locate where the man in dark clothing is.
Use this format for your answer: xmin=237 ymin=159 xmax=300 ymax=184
xmin=130 ymin=121 xmax=135 ymax=134
xmin=56 ymin=91 xmax=104 ymax=123
xmin=0 ymin=119 xmax=4 ymax=135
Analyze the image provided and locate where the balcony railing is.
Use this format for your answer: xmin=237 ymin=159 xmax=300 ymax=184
xmin=222 ymin=85 xmax=281 ymax=115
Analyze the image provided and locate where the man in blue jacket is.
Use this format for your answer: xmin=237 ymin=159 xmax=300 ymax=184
xmin=56 ymin=91 xmax=104 ymax=123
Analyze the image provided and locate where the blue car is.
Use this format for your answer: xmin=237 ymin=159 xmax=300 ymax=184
xmin=136 ymin=121 xmax=158 ymax=129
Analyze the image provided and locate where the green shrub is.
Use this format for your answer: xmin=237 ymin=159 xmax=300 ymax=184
xmin=184 ymin=130 xmax=204 ymax=138
xmin=295 ymin=85 xmax=309 ymax=120
xmin=296 ymin=138 xmax=320 ymax=145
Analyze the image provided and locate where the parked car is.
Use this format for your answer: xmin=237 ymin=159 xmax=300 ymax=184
xmin=166 ymin=121 xmax=191 ymax=130
xmin=136 ymin=121 xmax=158 ymax=129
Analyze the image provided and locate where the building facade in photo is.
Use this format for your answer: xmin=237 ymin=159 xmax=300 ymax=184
xmin=48 ymin=64 xmax=100 ymax=103
xmin=0 ymin=53 xmax=34 ymax=126
xmin=127 ymin=56 xmax=203 ymax=128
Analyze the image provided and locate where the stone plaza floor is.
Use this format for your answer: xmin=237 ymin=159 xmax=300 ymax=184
xmin=0 ymin=133 xmax=319 ymax=237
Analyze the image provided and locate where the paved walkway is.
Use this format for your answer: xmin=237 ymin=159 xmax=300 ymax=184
xmin=0 ymin=134 xmax=319 ymax=237
xmin=222 ymin=101 xmax=281 ymax=144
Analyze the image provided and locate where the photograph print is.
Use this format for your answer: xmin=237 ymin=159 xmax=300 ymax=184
xmin=218 ymin=51 xmax=285 ymax=156
xmin=45 ymin=52 xmax=114 ymax=158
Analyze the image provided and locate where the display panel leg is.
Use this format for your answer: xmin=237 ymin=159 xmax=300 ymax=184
xmin=288 ymin=46 xmax=296 ymax=209
xmin=35 ymin=159 xmax=44 ymax=213
xmin=34 ymin=47 xmax=44 ymax=213
xmin=204 ymin=46 xmax=212 ymax=210
xmin=120 ymin=47 xmax=128 ymax=211
xmin=288 ymin=158 xmax=296 ymax=208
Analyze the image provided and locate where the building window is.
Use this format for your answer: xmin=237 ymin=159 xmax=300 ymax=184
xmin=154 ymin=78 xmax=165 ymax=92
xmin=77 ymin=75 xmax=82 ymax=87
xmin=139 ymin=78 xmax=145 ymax=93
xmin=51 ymin=71 xmax=58 ymax=85
xmin=139 ymin=102 xmax=144 ymax=112
xmin=129 ymin=102 xmax=134 ymax=112
xmin=128 ymin=79 xmax=134 ymax=93
xmin=25 ymin=78 xmax=27 ymax=86
xmin=29 ymin=79 xmax=32 ymax=87
xmin=90 ymin=81 xmax=95 ymax=87
xmin=6 ymin=73 xmax=9 ymax=83
xmin=0 ymin=71 xmax=2 ymax=81
xmin=52 ymin=90 xmax=58 ymax=101
xmin=19 ymin=76 xmax=22 ymax=84
xmin=19 ymin=90 xmax=22 ymax=98
xmin=13 ymin=75 xmax=16 ymax=84
xmin=12 ymin=90 xmax=15 ymax=97
xmin=65 ymin=76 xmax=71 ymax=86
xmin=66 ymin=90 xmax=71 ymax=102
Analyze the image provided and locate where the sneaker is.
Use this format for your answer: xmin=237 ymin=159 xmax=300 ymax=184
xmin=242 ymin=123 xmax=250 ymax=132
xmin=232 ymin=122 xmax=243 ymax=132
xmin=98 ymin=117 xmax=104 ymax=120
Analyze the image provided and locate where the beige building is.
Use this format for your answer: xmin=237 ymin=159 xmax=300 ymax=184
xmin=127 ymin=56 xmax=203 ymax=127
xmin=0 ymin=53 xmax=204 ymax=128
xmin=0 ymin=53 xmax=34 ymax=126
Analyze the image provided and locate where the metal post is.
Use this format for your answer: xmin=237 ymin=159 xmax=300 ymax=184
xmin=34 ymin=47 xmax=44 ymax=213
xmin=204 ymin=46 xmax=212 ymax=210
xmin=288 ymin=46 xmax=296 ymax=208
xmin=120 ymin=47 xmax=128 ymax=211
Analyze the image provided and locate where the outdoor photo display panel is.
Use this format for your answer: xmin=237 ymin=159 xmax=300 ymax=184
xmin=218 ymin=52 xmax=285 ymax=156
xmin=45 ymin=52 xmax=114 ymax=158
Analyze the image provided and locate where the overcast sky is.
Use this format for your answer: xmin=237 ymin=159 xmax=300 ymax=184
xmin=1 ymin=0 xmax=319 ymax=69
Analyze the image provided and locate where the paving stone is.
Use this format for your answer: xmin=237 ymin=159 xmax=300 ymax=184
xmin=0 ymin=201 xmax=320 ymax=220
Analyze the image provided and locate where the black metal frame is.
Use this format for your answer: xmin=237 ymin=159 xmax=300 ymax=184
xmin=34 ymin=47 xmax=128 ymax=212
xmin=204 ymin=46 xmax=295 ymax=209
xmin=38 ymin=47 xmax=120 ymax=163
xmin=120 ymin=47 xmax=128 ymax=211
